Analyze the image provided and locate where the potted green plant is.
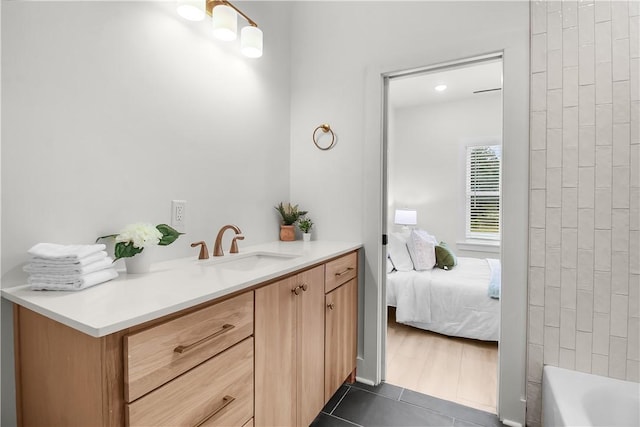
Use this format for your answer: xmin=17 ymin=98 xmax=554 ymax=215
xmin=275 ymin=202 xmax=307 ymax=241
xmin=298 ymin=216 xmax=313 ymax=242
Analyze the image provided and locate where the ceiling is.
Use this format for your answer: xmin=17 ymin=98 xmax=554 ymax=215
xmin=388 ymin=59 xmax=503 ymax=109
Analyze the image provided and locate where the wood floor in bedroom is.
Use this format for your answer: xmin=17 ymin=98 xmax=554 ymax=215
xmin=386 ymin=307 xmax=499 ymax=414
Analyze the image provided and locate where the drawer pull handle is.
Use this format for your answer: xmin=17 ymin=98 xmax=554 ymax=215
xmin=327 ymin=302 xmax=335 ymax=310
xmin=193 ymin=395 xmax=236 ymax=427
xmin=335 ymin=267 xmax=354 ymax=277
xmin=174 ymin=324 xmax=235 ymax=354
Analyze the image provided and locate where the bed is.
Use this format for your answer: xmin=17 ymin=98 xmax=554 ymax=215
xmin=386 ymin=231 xmax=500 ymax=341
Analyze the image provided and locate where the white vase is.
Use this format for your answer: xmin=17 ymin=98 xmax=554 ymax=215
xmin=302 ymin=233 xmax=311 ymax=242
xmin=125 ymin=247 xmax=153 ymax=274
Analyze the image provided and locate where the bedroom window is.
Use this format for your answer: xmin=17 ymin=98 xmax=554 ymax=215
xmin=465 ymin=144 xmax=501 ymax=240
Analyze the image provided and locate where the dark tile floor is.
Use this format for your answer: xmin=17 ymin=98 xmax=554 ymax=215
xmin=311 ymin=382 xmax=505 ymax=427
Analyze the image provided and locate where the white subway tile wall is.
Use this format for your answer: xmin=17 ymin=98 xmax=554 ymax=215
xmin=527 ymin=1 xmax=639 ymax=426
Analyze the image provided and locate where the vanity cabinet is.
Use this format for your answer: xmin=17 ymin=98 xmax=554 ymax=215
xmin=254 ymin=265 xmax=325 ymax=427
xmin=324 ymin=252 xmax=358 ymax=400
xmin=10 ymin=248 xmax=360 ymax=427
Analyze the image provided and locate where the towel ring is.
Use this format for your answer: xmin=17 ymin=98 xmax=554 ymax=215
xmin=312 ymin=124 xmax=336 ymax=151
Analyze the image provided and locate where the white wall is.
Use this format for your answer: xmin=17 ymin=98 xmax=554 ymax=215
xmin=1 ymin=2 xmax=292 ymax=423
xmin=526 ymin=1 xmax=639 ymax=426
xmin=289 ymin=2 xmax=529 ymax=425
xmin=388 ymin=93 xmax=502 ymax=257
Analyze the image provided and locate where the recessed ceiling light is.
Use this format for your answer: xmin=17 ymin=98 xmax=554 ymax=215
xmin=434 ymin=84 xmax=447 ymax=92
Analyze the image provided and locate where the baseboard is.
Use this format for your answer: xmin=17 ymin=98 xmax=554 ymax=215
xmin=354 ymin=376 xmax=375 ymax=386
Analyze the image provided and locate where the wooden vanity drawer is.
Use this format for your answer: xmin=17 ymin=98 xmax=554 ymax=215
xmin=124 ymin=292 xmax=254 ymax=402
xmin=127 ymin=337 xmax=254 ymax=427
xmin=325 ymin=252 xmax=357 ymax=293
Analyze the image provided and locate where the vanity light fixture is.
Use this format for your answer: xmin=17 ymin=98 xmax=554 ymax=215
xmin=176 ymin=0 xmax=263 ymax=58
xmin=434 ymin=84 xmax=447 ymax=92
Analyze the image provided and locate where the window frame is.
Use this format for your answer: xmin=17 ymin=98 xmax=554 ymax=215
xmin=465 ymin=144 xmax=502 ymax=241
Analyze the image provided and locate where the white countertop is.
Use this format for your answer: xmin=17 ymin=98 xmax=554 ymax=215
xmin=1 ymin=241 xmax=362 ymax=338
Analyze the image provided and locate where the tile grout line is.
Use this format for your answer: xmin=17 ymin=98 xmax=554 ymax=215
xmin=325 ymin=412 xmax=364 ymax=427
xmin=397 ymin=386 xmax=500 ymax=427
xmin=328 ymin=385 xmax=351 ymax=415
xmin=342 ymin=382 xmax=501 ymax=427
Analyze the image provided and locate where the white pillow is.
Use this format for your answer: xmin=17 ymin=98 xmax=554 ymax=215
xmin=387 ymin=233 xmax=414 ymax=272
xmin=406 ymin=229 xmax=437 ymax=271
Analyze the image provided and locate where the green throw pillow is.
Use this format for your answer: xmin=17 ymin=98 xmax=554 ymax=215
xmin=435 ymin=242 xmax=457 ymax=270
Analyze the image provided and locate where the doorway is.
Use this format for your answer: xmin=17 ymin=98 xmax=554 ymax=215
xmin=382 ymin=55 xmax=503 ymax=413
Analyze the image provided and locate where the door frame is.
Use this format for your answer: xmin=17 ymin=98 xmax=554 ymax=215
xmin=360 ymin=47 xmax=529 ymax=426
xmin=380 ymin=51 xmax=503 ymax=400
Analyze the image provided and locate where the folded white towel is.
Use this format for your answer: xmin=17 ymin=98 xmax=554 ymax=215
xmin=29 ymin=251 xmax=108 ymax=268
xmin=27 ymin=243 xmax=106 ymax=262
xmin=29 ymin=268 xmax=118 ymax=291
xmin=25 ymin=256 xmax=114 ymax=278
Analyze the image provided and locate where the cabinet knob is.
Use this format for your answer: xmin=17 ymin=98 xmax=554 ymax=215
xmin=327 ymin=302 xmax=335 ymax=310
xmin=301 ymin=283 xmax=308 ymax=292
xmin=291 ymin=286 xmax=301 ymax=295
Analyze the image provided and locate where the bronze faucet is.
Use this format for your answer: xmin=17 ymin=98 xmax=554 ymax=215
xmin=213 ymin=225 xmax=244 ymax=257
xmin=190 ymin=241 xmax=210 ymax=260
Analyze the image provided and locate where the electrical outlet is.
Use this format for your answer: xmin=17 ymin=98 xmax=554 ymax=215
xmin=171 ymin=200 xmax=186 ymax=232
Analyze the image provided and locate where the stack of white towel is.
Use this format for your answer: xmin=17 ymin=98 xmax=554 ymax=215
xmin=24 ymin=243 xmax=118 ymax=291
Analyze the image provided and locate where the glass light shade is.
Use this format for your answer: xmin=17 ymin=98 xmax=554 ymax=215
xmin=241 ymin=26 xmax=263 ymax=58
xmin=176 ymin=0 xmax=205 ymax=21
xmin=212 ymin=5 xmax=237 ymax=41
xmin=394 ymin=209 xmax=417 ymax=226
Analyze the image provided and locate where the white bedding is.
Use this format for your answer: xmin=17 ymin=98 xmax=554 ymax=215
xmin=386 ymin=257 xmax=500 ymax=341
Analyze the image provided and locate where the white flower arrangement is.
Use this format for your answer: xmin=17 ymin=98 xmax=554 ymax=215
xmin=98 ymin=223 xmax=183 ymax=261
xmin=115 ymin=223 xmax=163 ymax=248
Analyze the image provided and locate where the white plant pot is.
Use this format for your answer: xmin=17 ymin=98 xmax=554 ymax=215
xmin=302 ymin=233 xmax=311 ymax=242
xmin=125 ymin=247 xmax=154 ymax=274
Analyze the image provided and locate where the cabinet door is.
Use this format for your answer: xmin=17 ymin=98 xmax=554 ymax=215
xmin=255 ymin=265 xmax=325 ymax=427
xmin=325 ymin=278 xmax=358 ymax=401
xmin=296 ymin=266 xmax=326 ymax=427
xmin=255 ymin=275 xmax=297 ymax=427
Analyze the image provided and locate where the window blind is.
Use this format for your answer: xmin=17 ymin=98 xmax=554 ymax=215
xmin=466 ymin=145 xmax=501 ymax=240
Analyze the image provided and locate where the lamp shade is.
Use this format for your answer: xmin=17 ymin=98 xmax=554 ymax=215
xmin=176 ymin=0 xmax=206 ymax=21
xmin=212 ymin=4 xmax=237 ymax=41
xmin=241 ymin=26 xmax=263 ymax=58
xmin=394 ymin=209 xmax=417 ymax=226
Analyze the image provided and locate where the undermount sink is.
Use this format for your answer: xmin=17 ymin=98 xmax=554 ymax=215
xmin=202 ymin=251 xmax=300 ymax=271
